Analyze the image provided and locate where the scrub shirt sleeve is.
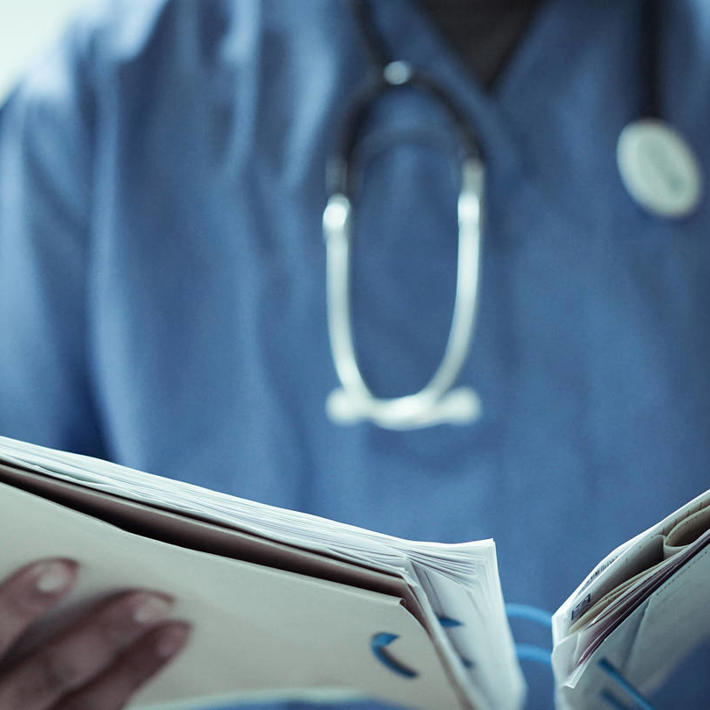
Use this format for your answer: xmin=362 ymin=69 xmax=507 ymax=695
xmin=0 ymin=21 xmax=105 ymax=456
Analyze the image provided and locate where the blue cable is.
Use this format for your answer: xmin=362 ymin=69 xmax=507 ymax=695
xmin=506 ymin=603 xmax=553 ymax=629
xmin=505 ymin=604 xmax=554 ymax=676
xmin=515 ymin=643 xmax=553 ymax=667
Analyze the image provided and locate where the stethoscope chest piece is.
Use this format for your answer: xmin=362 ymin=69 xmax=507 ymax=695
xmin=617 ymin=119 xmax=703 ymax=218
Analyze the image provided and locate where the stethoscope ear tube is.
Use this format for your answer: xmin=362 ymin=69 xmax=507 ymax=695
xmin=323 ymin=155 xmax=485 ymax=430
xmin=323 ymin=0 xmax=704 ymax=429
xmin=327 ymin=69 xmax=480 ymax=198
xmin=323 ymin=5 xmax=486 ymax=430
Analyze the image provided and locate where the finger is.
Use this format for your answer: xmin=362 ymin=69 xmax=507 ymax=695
xmin=0 ymin=589 xmax=173 ymax=710
xmin=0 ymin=559 xmax=78 ymax=658
xmin=53 ymin=621 xmax=191 ymax=710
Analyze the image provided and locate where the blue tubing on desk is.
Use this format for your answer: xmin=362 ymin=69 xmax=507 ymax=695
xmin=505 ymin=603 xmax=553 ymax=629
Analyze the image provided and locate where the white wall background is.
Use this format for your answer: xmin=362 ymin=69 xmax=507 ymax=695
xmin=0 ymin=0 xmax=89 ymax=101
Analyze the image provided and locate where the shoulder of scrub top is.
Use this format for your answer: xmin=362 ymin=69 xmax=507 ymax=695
xmin=1 ymin=0 xmax=359 ymax=115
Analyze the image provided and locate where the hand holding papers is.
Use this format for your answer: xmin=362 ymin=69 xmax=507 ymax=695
xmin=0 ymin=559 xmax=191 ymax=710
xmin=0 ymin=437 xmax=524 ymax=710
xmin=6 ymin=432 xmax=710 ymax=710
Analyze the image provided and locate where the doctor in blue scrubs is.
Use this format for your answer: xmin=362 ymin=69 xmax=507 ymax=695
xmin=1 ymin=0 xmax=710 ymax=708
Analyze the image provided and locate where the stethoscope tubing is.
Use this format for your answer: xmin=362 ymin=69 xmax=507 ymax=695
xmin=323 ymin=0 xmax=486 ymax=429
xmin=323 ymin=0 xmax=668 ymax=429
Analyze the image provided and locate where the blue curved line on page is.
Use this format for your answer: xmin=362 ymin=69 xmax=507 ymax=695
xmin=600 ymin=688 xmax=632 ymax=710
xmin=598 ymin=659 xmax=656 ymax=710
xmin=371 ymin=633 xmax=419 ymax=678
xmin=438 ymin=616 xmax=464 ymax=628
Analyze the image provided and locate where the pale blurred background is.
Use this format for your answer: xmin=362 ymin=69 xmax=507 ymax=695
xmin=0 ymin=0 xmax=87 ymax=101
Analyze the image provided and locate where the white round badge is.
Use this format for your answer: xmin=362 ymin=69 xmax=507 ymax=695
xmin=617 ymin=119 xmax=703 ymax=218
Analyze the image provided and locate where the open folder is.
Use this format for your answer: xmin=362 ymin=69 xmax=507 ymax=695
xmin=0 ymin=436 xmax=524 ymax=710
xmin=3 ymin=435 xmax=710 ymax=710
xmin=553 ymin=486 xmax=710 ymax=708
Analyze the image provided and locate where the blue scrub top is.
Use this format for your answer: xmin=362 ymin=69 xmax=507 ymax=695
xmin=2 ymin=1 xmax=710 ymax=708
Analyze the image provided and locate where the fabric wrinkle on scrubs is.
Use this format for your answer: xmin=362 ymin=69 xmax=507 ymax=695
xmin=2 ymin=1 xmax=710 ymax=709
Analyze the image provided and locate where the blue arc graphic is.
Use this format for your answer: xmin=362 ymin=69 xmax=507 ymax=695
xmin=370 ymin=633 xmax=419 ymax=679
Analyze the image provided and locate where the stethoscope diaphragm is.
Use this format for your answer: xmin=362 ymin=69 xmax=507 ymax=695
xmin=617 ymin=119 xmax=703 ymax=218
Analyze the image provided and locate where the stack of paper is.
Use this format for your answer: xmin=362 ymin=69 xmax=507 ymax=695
xmin=552 ymin=488 xmax=710 ymax=709
xmin=0 ymin=436 xmax=524 ymax=710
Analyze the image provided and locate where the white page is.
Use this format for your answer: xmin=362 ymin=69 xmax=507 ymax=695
xmin=0 ymin=436 xmax=524 ymax=710
xmin=0 ymin=482 xmax=466 ymax=709
xmin=553 ymin=487 xmax=710 ymax=707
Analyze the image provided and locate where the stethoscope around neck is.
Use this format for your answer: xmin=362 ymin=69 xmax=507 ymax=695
xmin=323 ymin=0 xmax=484 ymax=430
xmin=322 ymin=0 xmax=703 ymax=431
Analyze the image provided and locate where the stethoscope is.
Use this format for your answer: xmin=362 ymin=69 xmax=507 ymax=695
xmin=323 ymin=0 xmax=703 ymax=431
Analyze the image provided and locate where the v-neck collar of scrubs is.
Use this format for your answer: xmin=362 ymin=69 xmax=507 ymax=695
xmin=361 ymin=0 xmax=561 ymax=179
xmin=363 ymin=0 xmax=638 ymax=196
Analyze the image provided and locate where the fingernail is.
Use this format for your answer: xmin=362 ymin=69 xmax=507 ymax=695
xmin=155 ymin=623 xmax=190 ymax=658
xmin=33 ymin=561 xmax=75 ymax=594
xmin=132 ymin=594 xmax=173 ymax=624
